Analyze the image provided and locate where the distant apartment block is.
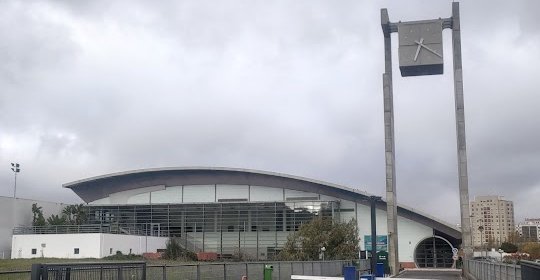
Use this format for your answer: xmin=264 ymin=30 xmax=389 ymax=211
xmin=517 ymin=218 xmax=540 ymax=242
xmin=470 ymin=196 xmax=515 ymax=247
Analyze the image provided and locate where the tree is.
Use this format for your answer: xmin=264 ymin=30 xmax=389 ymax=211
xmin=487 ymin=236 xmax=497 ymax=250
xmin=279 ymin=218 xmax=359 ymax=261
xmin=62 ymin=205 xmax=76 ymax=224
xmin=62 ymin=204 xmax=87 ymax=225
xmin=47 ymin=214 xmax=67 ymax=225
xmin=507 ymin=230 xmax=522 ymax=245
xmin=499 ymin=242 xmax=518 ymax=253
xmin=520 ymin=242 xmax=540 ymax=259
xmin=162 ymin=238 xmax=196 ymax=260
xmin=72 ymin=204 xmax=88 ymax=225
xmin=31 ymin=203 xmax=46 ymax=226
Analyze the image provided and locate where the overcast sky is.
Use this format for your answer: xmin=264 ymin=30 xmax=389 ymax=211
xmin=1 ymin=0 xmax=539 ymax=225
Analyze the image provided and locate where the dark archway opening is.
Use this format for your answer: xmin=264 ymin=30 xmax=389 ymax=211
xmin=414 ymin=236 xmax=454 ymax=268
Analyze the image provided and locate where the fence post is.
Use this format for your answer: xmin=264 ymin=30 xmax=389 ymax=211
xmin=118 ymin=266 xmax=123 ymax=280
xmin=31 ymin=264 xmax=42 ymax=280
xmin=66 ymin=267 xmax=71 ymax=280
xmin=142 ymin=263 xmax=147 ymax=280
xmin=312 ymin=262 xmax=314 ymax=276
xmin=223 ymin=263 xmax=227 ymax=280
xmin=162 ymin=265 xmax=166 ymax=280
xmin=42 ymin=264 xmax=48 ymax=280
xmin=245 ymin=263 xmax=248 ymax=279
xmin=196 ymin=264 xmax=200 ymax=280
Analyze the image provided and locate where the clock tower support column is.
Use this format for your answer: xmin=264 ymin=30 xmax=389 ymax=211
xmin=381 ymin=8 xmax=399 ymax=276
xmin=451 ymin=2 xmax=473 ymax=261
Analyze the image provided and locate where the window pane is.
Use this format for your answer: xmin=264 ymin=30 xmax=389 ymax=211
xmin=183 ymin=185 xmax=215 ymax=202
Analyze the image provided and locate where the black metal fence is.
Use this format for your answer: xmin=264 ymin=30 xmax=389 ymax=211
xmin=30 ymin=262 xmax=146 ymax=280
xmin=4 ymin=260 xmax=362 ymax=280
xmin=145 ymin=260 xmax=356 ymax=280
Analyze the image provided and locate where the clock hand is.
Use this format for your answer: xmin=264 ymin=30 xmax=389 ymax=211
xmin=414 ymin=38 xmax=423 ymax=62
xmin=414 ymin=39 xmax=443 ymax=58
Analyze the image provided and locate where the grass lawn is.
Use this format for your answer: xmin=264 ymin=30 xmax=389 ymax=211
xmin=0 ymin=258 xmax=105 ymax=271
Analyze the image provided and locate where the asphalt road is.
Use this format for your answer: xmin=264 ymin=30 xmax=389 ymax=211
xmin=395 ymin=270 xmax=463 ymax=280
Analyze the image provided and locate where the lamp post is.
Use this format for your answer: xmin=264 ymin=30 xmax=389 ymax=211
xmin=369 ymin=196 xmax=381 ymax=275
xmin=10 ymin=163 xmax=20 ymax=198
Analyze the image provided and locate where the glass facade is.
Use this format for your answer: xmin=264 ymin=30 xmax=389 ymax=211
xmin=85 ymin=201 xmax=338 ymax=260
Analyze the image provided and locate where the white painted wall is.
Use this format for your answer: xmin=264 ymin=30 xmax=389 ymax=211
xmin=11 ymin=234 xmax=167 ymax=259
xmin=100 ymin=234 xmax=167 ymax=257
xmin=356 ymin=202 xmax=434 ymax=263
xmin=397 ymin=216 xmax=433 ymax=263
xmin=11 ymin=233 xmax=101 ymax=259
xmin=356 ymin=203 xmax=389 ymax=248
xmin=0 ymin=197 xmax=66 ymax=259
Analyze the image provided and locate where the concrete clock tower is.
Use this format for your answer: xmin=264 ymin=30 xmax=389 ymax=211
xmin=380 ymin=2 xmax=472 ymax=275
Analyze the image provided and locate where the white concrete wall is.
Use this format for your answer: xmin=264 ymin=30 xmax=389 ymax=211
xmin=0 ymin=197 xmax=66 ymax=258
xmin=11 ymin=233 xmax=101 ymax=259
xmin=397 ymin=216 xmax=433 ymax=263
xmin=356 ymin=203 xmax=389 ymax=249
xmin=100 ymin=234 xmax=167 ymax=257
xmin=355 ymin=202 xmax=434 ymax=263
xmin=11 ymin=233 xmax=168 ymax=259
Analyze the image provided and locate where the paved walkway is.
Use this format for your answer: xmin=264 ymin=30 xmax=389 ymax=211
xmin=395 ymin=269 xmax=463 ymax=279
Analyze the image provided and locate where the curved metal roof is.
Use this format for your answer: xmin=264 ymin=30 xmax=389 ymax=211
xmin=63 ymin=166 xmax=461 ymax=239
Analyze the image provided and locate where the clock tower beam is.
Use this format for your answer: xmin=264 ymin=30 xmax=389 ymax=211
xmin=381 ymin=8 xmax=400 ymax=276
xmin=451 ymin=2 xmax=473 ymax=261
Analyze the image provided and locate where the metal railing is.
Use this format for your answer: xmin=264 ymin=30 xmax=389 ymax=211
xmin=465 ymin=260 xmax=521 ymax=280
xmin=13 ymin=224 xmax=146 ymax=236
xmin=1 ymin=260 xmax=361 ymax=280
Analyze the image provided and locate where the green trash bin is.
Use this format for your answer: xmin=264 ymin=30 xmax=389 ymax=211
xmin=263 ymin=264 xmax=273 ymax=280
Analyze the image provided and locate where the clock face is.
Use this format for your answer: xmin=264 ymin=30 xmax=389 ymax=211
xmin=398 ymin=20 xmax=444 ymax=77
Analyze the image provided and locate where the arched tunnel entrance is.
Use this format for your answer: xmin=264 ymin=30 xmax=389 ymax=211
xmin=414 ymin=236 xmax=455 ymax=268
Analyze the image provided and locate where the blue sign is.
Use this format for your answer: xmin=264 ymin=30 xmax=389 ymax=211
xmin=364 ymin=235 xmax=388 ymax=252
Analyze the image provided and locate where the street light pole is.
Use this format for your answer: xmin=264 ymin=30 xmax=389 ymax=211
xmin=11 ymin=163 xmax=20 ymax=198
xmin=370 ymin=196 xmax=381 ymax=275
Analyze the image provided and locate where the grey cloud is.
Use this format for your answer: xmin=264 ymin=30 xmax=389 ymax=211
xmin=1 ymin=0 xmax=539 ymax=225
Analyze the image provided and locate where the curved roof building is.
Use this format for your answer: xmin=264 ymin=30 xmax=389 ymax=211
xmin=62 ymin=167 xmax=460 ymax=268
